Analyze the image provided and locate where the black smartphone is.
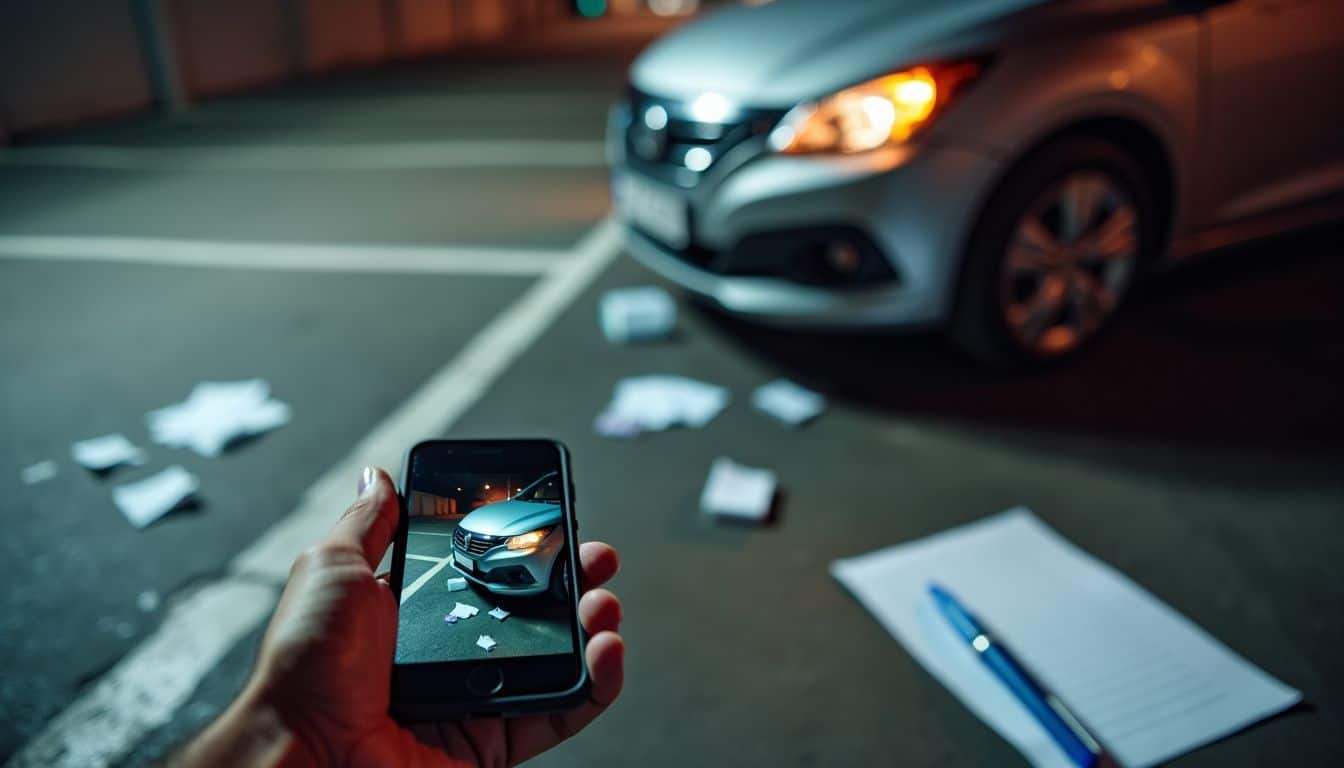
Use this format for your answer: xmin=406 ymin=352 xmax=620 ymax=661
xmin=389 ymin=439 xmax=588 ymax=721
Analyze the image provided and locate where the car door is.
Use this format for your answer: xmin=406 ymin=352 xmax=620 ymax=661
xmin=1200 ymin=0 xmax=1344 ymax=226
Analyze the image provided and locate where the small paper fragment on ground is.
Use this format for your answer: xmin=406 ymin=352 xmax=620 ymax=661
xmin=147 ymin=379 xmax=291 ymax=457
xmin=488 ymin=606 xmax=510 ymax=621
xmin=136 ymin=590 xmax=161 ymax=613
xmin=449 ymin=602 xmax=479 ymax=619
xmin=20 ymin=460 xmax=59 ymax=485
xmin=599 ymin=286 xmax=677 ymax=343
xmin=444 ymin=614 xmax=459 ymax=624
xmin=595 ymin=375 xmax=728 ymax=437
xmin=476 ymin=635 xmax=497 ymax=652
xmin=752 ymin=379 xmax=826 ymax=427
xmin=71 ymin=433 xmax=147 ymax=471
xmin=112 ymin=465 xmax=198 ymax=529
xmin=700 ymin=457 xmax=777 ymax=523
xmin=446 ymin=577 xmax=468 ymax=592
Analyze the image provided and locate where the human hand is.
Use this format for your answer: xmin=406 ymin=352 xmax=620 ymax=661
xmin=177 ymin=467 xmax=623 ymax=767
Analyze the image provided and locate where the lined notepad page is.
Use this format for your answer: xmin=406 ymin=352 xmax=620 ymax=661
xmin=831 ymin=509 xmax=1300 ymax=767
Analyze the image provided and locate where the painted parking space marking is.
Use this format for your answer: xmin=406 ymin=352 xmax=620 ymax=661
xmin=0 ymin=235 xmax=562 ymax=275
xmin=5 ymin=217 xmax=621 ymax=768
xmin=0 ymin=140 xmax=607 ymax=171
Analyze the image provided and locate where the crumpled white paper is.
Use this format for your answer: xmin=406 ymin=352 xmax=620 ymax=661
xmin=595 ymin=375 xmax=728 ymax=437
xmin=751 ymin=379 xmax=826 ymax=427
xmin=148 ymin=379 xmax=290 ymax=457
xmin=112 ymin=465 xmax=199 ymax=529
xmin=700 ymin=457 xmax=777 ymax=523
xmin=71 ymin=433 xmax=147 ymax=471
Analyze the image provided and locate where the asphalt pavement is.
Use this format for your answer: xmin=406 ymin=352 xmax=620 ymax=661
xmin=3 ymin=16 xmax=1343 ymax=768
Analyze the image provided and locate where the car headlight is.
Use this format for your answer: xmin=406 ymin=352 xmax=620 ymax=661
xmin=506 ymin=526 xmax=555 ymax=551
xmin=768 ymin=61 xmax=984 ymax=155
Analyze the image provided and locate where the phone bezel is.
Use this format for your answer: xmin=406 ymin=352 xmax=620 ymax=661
xmin=389 ymin=438 xmax=588 ymax=719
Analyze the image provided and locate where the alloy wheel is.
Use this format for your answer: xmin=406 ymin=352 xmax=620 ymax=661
xmin=998 ymin=171 xmax=1139 ymax=357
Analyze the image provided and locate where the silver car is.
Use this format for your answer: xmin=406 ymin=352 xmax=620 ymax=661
xmin=452 ymin=472 xmax=568 ymax=598
xmin=608 ymin=0 xmax=1344 ymax=363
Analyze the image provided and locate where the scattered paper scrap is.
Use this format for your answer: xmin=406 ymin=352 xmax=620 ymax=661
xmin=71 ymin=434 xmax=146 ymax=472
xmin=600 ymin=286 xmax=676 ymax=343
xmin=752 ymin=379 xmax=826 ymax=427
xmin=700 ymin=457 xmax=777 ymax=523
xmin=488 ymin=606 xmax=510 ymax=621
xmin=112 ymin=466 xmax=198 ymax=529
xmin=444 ymin=614 xmax=459 ymax=624
xmin=595 ymin=375 xmax=728 ymax=437
xmin=148 ymin=379 xmax=291 ymax=457
xmin=136 ymin=590 xmax=161 ymax=613
xmin=476 ymin=635 xmax=497 ymax=652
xmin=449 ymin=602 xmax=479 ymax=620
xmin=20 ymin=460 xmax=59 ymax=485
xmin=446 ymin=577 xmax=468 ymax=592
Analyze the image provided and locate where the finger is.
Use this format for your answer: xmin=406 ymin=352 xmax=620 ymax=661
xmin=326 ymin=466 xmax=400 ymax=568
xmin=504 ymin=630 xmax=624 ymax=763
xmin=579 ymin=589 xmax=621 ymax=636
xmin=578 ymin=541 xmax=619 ymax=591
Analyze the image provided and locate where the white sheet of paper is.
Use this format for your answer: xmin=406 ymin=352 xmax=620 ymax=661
xmin=71 ymin=433 xmax=146 ymax=471
xmin=830 ymin=508 xmax=1301 ymax=768
xmin=595 ymin=375 xmax=728 ymax=436
xmin=449 ymin=602 xmax=479 ymax=619
xmin=21 ymin=460 xmax=59 ymax=485
xmin=148 ymin=379 xmax=290 ymax=457
xmin=476 ymin=635 xmax=497 ymax=652
xmin=699 ymin=457 xmax=777 ymax=522
xmin=751 ymin=379 xmax=825 ymax=426
xmin=489 ymin=606 xmax=510 ymax=621
xmin=599 ymin=286 xmax=676 ymax=343
xmin=111 ymin=466 xmax=198 ymax=529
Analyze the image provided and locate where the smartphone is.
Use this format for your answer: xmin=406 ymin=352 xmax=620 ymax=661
xmin=389 ymin=439 xmax=588 ymax=721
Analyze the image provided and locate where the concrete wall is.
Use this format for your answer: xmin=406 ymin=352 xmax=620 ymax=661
xmin=0 ymin=0 xmax=154 ymax=135
xmin=0 ymin=0 xmax=572 ymax=142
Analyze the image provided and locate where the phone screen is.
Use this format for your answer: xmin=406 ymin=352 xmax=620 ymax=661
xmin=395 ymin=441 xmax=577 ymax=666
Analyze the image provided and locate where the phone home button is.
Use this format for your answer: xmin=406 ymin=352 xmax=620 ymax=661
xmin=466 ymin=664 xmax=504 ymax=697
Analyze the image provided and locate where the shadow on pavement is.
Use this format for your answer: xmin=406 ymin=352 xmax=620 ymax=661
xmin=694 ymin=224 xmax=1344 ymax=484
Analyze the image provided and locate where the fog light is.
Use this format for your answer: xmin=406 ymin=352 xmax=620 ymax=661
xmin=824 ymin=241 xmax=862 ymax=275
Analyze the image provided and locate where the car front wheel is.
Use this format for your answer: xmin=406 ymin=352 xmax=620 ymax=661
xmin=952 ymin=136 xmax=1157 ymax=365
xmin=549 ymin=550 xmax=571 ymax=601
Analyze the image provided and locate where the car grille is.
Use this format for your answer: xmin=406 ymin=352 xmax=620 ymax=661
xmin=624 ymin=88 xmax=786 ymax=190
xmin=454 ymin=527 xmax=505 ymax=556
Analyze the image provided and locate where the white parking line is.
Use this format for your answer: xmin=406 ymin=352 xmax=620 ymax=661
xmin=399 ymin=557 xmax=458 ymax=606
xmin=0 ymin=235 xmax=561 ymax=275
xmin=4 ymin=216 xmax=621 ymax=768
xmin=406 ymin=554 xmax=449 ymax=563
xmin=408 ymin=530 xmax=455 ymax=537
xmin=0 ymin=140 xmax=607 ymax=171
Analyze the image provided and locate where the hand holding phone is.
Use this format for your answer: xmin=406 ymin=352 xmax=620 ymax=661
xmin=177 ymin=463 xmax=624 ymax=767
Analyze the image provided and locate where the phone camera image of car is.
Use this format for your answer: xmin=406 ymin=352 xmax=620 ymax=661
xmin=451 ymin=472 xmax=570 ymax=600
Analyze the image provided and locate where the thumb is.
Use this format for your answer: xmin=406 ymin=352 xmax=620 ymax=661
xmin=326 ymin=466 xmax=400 ymax=569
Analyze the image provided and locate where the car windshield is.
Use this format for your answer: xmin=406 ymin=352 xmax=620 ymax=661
xmin=515 ymin=472 xmax=562 ymax=502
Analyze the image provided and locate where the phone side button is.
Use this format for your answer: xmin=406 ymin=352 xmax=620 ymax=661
xmin=466 ymin=664 xmax=504 ymax=697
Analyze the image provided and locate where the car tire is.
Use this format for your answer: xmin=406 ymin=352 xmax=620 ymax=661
xmin=950 ymin=135 xmax=1159 ymax=366
xmin=549 ymin=550 xmax=571 ymax=601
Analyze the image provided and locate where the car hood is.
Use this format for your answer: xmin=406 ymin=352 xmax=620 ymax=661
xmin=631 ymin=0 xmax=1048 ymax=105
xmin=459 ymin=499 xmax=561 ymax=538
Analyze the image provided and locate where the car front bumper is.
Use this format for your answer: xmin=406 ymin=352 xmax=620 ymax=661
xmin=609 ymin=103 xmax=1004 ymax=328
xmin=452 ymin=538 xmax=561 ymax=597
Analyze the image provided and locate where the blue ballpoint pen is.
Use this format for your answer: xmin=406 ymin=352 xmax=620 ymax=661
xmin=929 ymin=583 xmax=1113 ymax=768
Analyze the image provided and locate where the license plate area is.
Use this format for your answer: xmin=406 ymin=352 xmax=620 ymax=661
xmin=615 ymin=173 xmax=689 ymax=250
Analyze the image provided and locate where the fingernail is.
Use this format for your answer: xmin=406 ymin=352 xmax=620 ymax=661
xmin=358 ymin=466 xmax=376 ymax=496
